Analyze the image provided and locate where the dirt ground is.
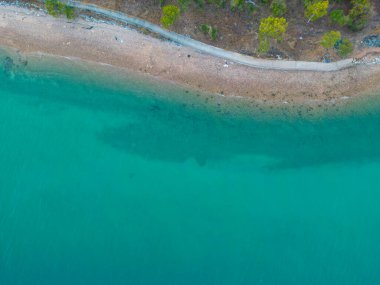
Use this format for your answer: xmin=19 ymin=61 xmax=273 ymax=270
xmin=25 ymin=0 xmax=380 ymax=61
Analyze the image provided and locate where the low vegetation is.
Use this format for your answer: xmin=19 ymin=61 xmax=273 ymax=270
xmin=258 ymin=16 xmax=288 ymax=53
xmin=270 ymin=0 xmax=287 ymax=17
xmin=321 ymin=31 xmax=353 ymax=57
xmin=304 ymin=0 xmax=329 ymax=22
xmin=160 ymin=5 xmax=180 ymax=28
xmin=321 ymin=30 xmax=341 ymax=49
xmin=347 ymin=0 xmax=371 ymax=31
xmin=45 ymin=0 xmax=75 ymax=19
xmin=328 ymin=0 xmax=371 ymax=31
xmin=335 ymin=39 xmax=353 ymax=57
xmin=200 ymin=24 xmax=218 ymax=41
xmin=330 ymin=9 xmax=346 ymax=25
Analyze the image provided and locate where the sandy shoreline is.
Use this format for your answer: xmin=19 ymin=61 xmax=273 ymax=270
xmin=1 ymin=4 xmax=380 ymax=106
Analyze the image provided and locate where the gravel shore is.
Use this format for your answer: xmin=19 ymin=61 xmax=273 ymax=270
xmin=1 ymin=4 xmax=380 ymax=106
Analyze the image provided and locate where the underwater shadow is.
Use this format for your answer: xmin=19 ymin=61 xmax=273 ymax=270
xmin=98 ymin=105 xmax=380 ymax=170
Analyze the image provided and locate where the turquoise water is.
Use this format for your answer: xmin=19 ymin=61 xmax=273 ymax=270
xmin=1 ymin=50 xmax=380 ymax=284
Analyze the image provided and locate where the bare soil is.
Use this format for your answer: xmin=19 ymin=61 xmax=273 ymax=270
xmin=75 ymin=0 xmax=380 ymax=61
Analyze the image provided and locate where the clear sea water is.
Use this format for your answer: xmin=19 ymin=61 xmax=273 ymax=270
xmin=1 ymin=48 xmax=380 ymax=285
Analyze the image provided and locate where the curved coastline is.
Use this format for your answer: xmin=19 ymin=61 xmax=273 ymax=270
xmin=0 ymin=3 xmax=380 ymax=106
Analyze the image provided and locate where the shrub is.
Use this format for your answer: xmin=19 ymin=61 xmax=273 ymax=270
xmin=207 ymin=0 xmax=226 ymax=8
xmin=347 ymin=0 xmax=371 ymax=31
xmin=270 ymin=0 xmax=287 ymax=16
xmin=194 ymin=0 xmax=206 ymax=8
xmin=178 ymin=0 xmax=190 ymax=11
xmin=258 ymin=37 xmax=270 ymax=53
xmin=161 ymin=5 xmax=180 ymax=28
xmin=45 ymin=0 xmax=64 ymax=17
xmin=321 ymin=30 xmax=341 ymax=49
xmin=200 ymin=24 xmax=219 ymax=40
xmin=258 ymin=16 xmax=288 ymax=53
xmin=64 ymin=6 xmax=75 ymax=19
xmin=230 ymin=0 xmax=244 ymax=10
xmin=45 ymin=0 xmax=75 ymax=19
xmin=330 ymin=9 xmax=346 ymax=25
xmin=304 ymin=0 xmax=329 ymax=22
xmin=336 ymin=39 xmax=353 ymax=57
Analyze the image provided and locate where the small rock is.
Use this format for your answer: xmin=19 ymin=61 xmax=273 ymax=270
xmin=288 ymin=40 xmax=297 ymax=49
xmin=3 ymin=56 xmax=14 ymax=74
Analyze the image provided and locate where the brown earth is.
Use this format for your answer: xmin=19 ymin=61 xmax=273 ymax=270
xmin=77 ymin=0 xmax=380 ymax=61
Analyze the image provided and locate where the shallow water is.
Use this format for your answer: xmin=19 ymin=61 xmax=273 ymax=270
xmin=1 ymin=49 xmax=380 ymax=284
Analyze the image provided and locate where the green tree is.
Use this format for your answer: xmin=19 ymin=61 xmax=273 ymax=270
xmin=270 ymin=0 xmax=287 ymax=16
xmin=330 ymin=9 xmax=346 ymax=25
xmin=321 ymin=30 xmax=341 ymax=49
xmin=305 ymin=0 xmax=329 ymax=22
xmin=45 ymin=0 xmax=75 ymax=19
xmin=161 ymin=5 xmax=180 ymax=28
xmin=230 ymin=0 xmax=245 ymax=10
xmin=347 ymin=0 xmax=371 ymax=31
xmin=258 ymin=16 xmax=288 ymax=53
xmin=336 ymin=39 xmax=353 ymax=57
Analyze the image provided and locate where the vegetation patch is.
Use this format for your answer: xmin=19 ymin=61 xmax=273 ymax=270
xmin=330 ymin=9 xmax=346 ymax=26
xmin=347 ymin=0 xmax=371 ymax=31
xmin=200 ymin=24 xmax=219 ymax=41
xmin=304 ymin=0 xmax=329 ymax=22
xmin=335 ymin=39 xmax=353 ymax=57
xmin=161 ymin=5 xmax=180 ymax=28
xmin=45 ymin=0 xmax=76 ymax=19
xmin=270 ymin=0 xmax=287 ymax=17
xmin=258 ymin=16 xmax=288 ymax=53
xmin=321 ymin=31 xmax=353 ymax=58
xmin=321 ymin=30 xmax=341 ymax=49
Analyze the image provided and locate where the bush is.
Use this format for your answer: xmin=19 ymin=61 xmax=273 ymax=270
xmin=258 ymin=16 xmax=288 ymax=53
xmin=45 ymin=0 xmax=64 ymax=17
xmin=230 ymin=0 xmax=244 ymax=10
xmin=335 ymin=39 xmax=353 ymax=57
xmin=161 ymin=5 xmax=180 ymax=28
xmin=200 ymin=24 xmax=219 ymax=40
xmin=321 ymin=30 xmax=341 ymax=49
xmin=304 ymin=0 xmax=329 ymax=22
xmin=207 ymin=0 xmax=226 ymax=8
xmin=258 ymin=37 xmax=270 ymax=53
xmin=45 ymin=0 xmax=75 ymax=19
xmin=347 ymin=0 xmax=371 ymax=31
xmin=270 ymin=0 xmax=287 ymax=16
xmin=64 ymin=6 xmax=75 ymax=19
xmin=193 ymin=0 xmax=206 ymax=8
xmin=178 ymin=0 xmax=190 ymax=11
xmin=330 ymin=9 xmax=346 ymax=25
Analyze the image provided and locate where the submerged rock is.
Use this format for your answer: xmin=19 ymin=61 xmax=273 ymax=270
xmin=3 ymin=56 xmax=14 ymax=75
xmin=362 ymin=35 xmax=380 ymax=47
